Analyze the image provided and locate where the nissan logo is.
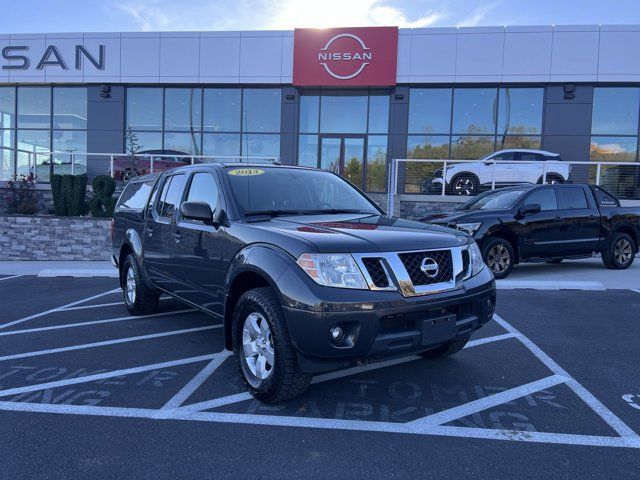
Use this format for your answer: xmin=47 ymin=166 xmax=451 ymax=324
xmin=317 ymin=33 xmax=372 ymax=80
xmin=420 ymin=257 xmax=439 ymax=278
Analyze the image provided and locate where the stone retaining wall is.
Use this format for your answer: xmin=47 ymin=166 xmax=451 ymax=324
xmin=0 ymin=215 xmax=111 ymax=261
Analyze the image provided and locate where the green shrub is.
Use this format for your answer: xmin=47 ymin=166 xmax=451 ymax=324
xmin=89 ymin=175 xmax=117 ymax=218
xmin=50 ymin=174 xmax=87 ymax=216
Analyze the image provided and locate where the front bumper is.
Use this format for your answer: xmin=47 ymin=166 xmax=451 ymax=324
xmin=280 ymin=265 xmax=496 ymax=373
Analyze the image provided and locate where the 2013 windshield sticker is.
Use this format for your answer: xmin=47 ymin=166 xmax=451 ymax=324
xmin=228 ymin=168 xmax=265 ymax=176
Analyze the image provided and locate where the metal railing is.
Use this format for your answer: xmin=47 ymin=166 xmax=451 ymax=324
xmin=387 ymin=158 xmax=640 ymax=212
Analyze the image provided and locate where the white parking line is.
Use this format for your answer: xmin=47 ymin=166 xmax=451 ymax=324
xmin=408 ymin=374 xmax=568 ymax=428
xmin=0 ymin=325 xmax=221 ymax=363
xmin=0 ymin=353 xmax=222 ymax=398
xmin=0 ymin=275 xmax=23 ymax=282
xmin=0 ymin=309 xmax=196 ymax=337
xmin=0 ymin=288 xmax=120 ymax=331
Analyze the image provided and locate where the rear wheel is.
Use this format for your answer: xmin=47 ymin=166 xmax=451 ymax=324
xmin=419 ymin=336 xmax=470 ymax=359
xmin=451 ymin=174 xmax=479 ymax=196
xmin=232 ymin=287 xmax=311 ymax=403
xmin=482 ymin=237 xmax=515 ymax=279
xmin=602 ymin=233 xmax=636 ymax=270
xmin=121 ymin=254 xmax=160 ymax=315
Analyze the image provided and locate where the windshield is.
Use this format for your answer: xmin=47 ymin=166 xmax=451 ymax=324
xmin=460 ymin=188 xmax=528 ymax=210
xmin=225 ymin=167 xmax=381 ymax=217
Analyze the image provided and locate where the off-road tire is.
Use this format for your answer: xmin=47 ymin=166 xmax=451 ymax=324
xmin=121 ymin=253 xmax=160 ymax=315
xmin=232 ymin=287 xmax=312 ymax=403
xmin=482 ymin=237 xmax=515 ymax=279
xmin=419 ymin=336 xmax=470 ymax=359
xmin=601 ymin=233 xmax=636 ymax=270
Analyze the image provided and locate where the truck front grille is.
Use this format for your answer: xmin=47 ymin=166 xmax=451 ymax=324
xmin=398 ymin=250 xmax=453 ymax=286
xmin=361 ymin=258 xmax=390 ymax=288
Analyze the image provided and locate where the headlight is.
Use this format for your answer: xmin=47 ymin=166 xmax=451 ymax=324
xmin=456 ymin=222 xmax=482 ymax=235
xmin=469 ymin=242 xmax=484 ymax=277
xmin=297 ymin=253 xmax=368 ymax=289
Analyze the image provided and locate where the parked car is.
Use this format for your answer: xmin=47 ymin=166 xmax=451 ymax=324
xmin=420 ymin=184 xmax=640 ymax=278
xmin=112 ymin=149 xmax=191 ymax=182
xmin=111 ymin=164 xmax=496 ymax=402
xmin=600 ymin=164 xmax=640 ymax=200
xmin=424 ymin=149 xmax=570 ymax=196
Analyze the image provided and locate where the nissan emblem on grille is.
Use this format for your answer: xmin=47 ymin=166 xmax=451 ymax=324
xmin=420 ymin=257 xmax=439 ymax=278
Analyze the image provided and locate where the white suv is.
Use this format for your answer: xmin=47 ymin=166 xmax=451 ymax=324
xmin=426 ymin=149 xmax=571 ymax=196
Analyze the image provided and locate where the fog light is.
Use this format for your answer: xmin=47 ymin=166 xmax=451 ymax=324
xmin=330 ymin=325 xmax=344 ymax=343
xmin=487 ymin=296 xmax=496 ymax=316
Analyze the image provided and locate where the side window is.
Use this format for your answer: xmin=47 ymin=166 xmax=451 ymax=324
xmin=156 ymin=174 xmax=187 ymax=218
xmin=186 ymin=173 xmax=220 ymax=213
xmin=116 ymin=179 xmax=155 ymax=211
xmin=155 ymin=176 xmax=173 ymax=217
xmin=524 ymin=188 xmax=558 ymax=211
xmin=558 ymin=187 xmax=589 ymax=210
xmin=490 ymin=152 xmax=515 ymax=161
xmin=594 ymin=188 xmax=618 ymax=208
xmin=518 ymin=152 xmax=542 ymax=162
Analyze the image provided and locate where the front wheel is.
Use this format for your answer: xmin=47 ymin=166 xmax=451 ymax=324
xmin=232 ymin=287 xmax=311 ymax=403
xmin=602 ymin=233 xmax=636 ymax=270
xmin=482 ymin=238 xmax=515 ymax=279
xmin=450 ymin=174 xmax=479 ymax=196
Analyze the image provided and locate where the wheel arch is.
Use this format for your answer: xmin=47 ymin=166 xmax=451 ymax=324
xmin=480 ymin=230 xmax=520 ymax=264
xmin=611 ymin=226 xmax=639 ymax=253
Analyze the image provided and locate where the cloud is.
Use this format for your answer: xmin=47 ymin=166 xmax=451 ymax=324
xmin=458 ymin=1 xmax=501 ymax=27
xmin=369 ymin=5 xmax=446 ymax=28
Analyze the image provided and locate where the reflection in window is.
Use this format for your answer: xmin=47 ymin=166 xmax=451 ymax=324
xmin=203 ymin=133 xmax=241 ymax=158
xmin=407 ymin=135 xmax=450 ymax=159
xmin=242 ymin=89 xmax=281 ymax=133
xmin=497 ymin=135 xmax=541 ymax=150
xmin=298 ymin=134 xmax=318 ymax=167
xmin=366 ymin=135 xmax=387 ymax=192
xmin=0 ymin=129 xmax=14 ymax=180
xmin=590 ymin=136 xmax=638 ymax=162
xmin=52 ymin=130 xmax=87 ymax=175
xmin=203 ymin=89 xmax=240 ymax=132
xmin=127 ymin=88 xmax=162 ymax=130
xmin=592 ymin=88 xmax=640 ymax=135
xmin=18 ymin=87 xmax=51 ymax=129
xmin=408 ymin=88 xmax=452 ymax=134
xmin=164 ymin=89 xmax=202 ymax=132
xmin=164 ymin=132 xmax=202 ymax=155
xmin=451 ymin=136 xmax=494 ymax=159
xmin=343 ymin=138 xmax=364 ymax=188
xmin=53 ymin=87 xmax=87 ymax=130
xmin=299 ymin=96 xmax=319 ymax=133
xmin=321 ymin=95 xmax=367 ymax=133
xmin=0 ymin=87 xmax=15 ymax=129
xmin=497 ymin=88 xmax=543 ymax=135
xmin=452 ymin=88 xmax=497 ymax=134
xmin=18 ymin=130 xmax=51 ymax=180
xmin=131 ymin=131 xmax=162 ymax=152
xmin=242 ymin=133 xmax=280 ymax=158
xmin=368 ymin=95 xmax=390 ymax=134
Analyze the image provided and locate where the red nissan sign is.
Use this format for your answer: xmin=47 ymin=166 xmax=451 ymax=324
xmin=293 ymin=27 xmax=398 ymax=87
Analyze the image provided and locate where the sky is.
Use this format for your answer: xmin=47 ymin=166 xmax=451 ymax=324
xmin=0 ymin=0 xmax=639 ymax=33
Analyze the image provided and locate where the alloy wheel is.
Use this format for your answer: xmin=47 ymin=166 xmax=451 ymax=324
xmin=614 ymin=238 xmax=633 ymax=266
xmin=487 ymin=244 xmax=511 ymax=274
xmin=125 ymin=266 xmax=136 ymax=304
xmin=242 ymin=312 xmax=274 ymax=381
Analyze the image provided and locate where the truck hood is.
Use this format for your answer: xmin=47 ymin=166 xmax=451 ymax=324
xmin=249 ymin=214 xmax=470 ymax=254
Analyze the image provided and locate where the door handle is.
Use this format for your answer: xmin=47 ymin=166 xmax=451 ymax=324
xmin=145 ymin=227 xmax=154 ymax=237
xmin=172 ymin=232 xmax=182 ymax=241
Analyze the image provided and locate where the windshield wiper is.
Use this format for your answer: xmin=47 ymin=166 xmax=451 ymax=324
xmin=301 ymin=209 xmax=372 ymax=215
xmin=244 ymin=210 xmax=308 ymax=217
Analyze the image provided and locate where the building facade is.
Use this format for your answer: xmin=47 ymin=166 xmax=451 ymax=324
xmin=0 ymin=25 xmax=639 ymax=198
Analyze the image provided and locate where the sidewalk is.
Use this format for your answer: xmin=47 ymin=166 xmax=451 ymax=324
xmin=0 ymin=261 xmax=117 ymax=278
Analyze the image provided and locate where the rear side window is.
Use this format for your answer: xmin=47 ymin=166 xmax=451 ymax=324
xmin=116 ymin=179 xmax=155 ymax=211
xmin=518 ymin=152 xmax=542 ymax=162
xmin=156 ymin=174 xmax=187 ymax=218
xmin=558 ymin=187 xmax=589 ymax=209
xmin=594 ymin=188 xmax=618 ymax=207
xmin=524 ymin=188 xmax=558 ymax=211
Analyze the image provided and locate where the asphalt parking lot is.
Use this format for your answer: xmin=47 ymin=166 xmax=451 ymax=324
xmin=1 ymin=275 xmax=639 ymax=478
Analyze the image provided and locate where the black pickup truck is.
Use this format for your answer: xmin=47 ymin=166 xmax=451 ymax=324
xmin=421 ymin=184 xmax=640 ymax=278
xmin=111 ymin=164 xmax=495 ymax=402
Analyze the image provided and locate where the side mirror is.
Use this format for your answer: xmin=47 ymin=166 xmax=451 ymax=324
xmin=180 ymin=201 xmax=216 ymax=225
xmin=521 ymin=203 xmax=541 ymax=216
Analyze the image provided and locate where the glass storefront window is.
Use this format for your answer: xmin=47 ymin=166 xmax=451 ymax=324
xmin=52 ymin=130 xmax=87 ymax=175
xmin=127 ymin=88 xmax=162 ymax=130
xmin=131 ymin=131 xmax=162 ymax=152
xmin=451 ymin=135 xmax=495 ymax=159
xmin=590 ymin=136 xmax=638 ymax=162
xmin=0 ymin=129 xmax=14 ymax=180
xmin=592 ymin=88 xmax=640 ymax=135
xmin=299 ymin=96 xmax=319 ymax=133
xmin=242 ymin=89 xmax=281 ymax=133
xmin=366 ymin=135 xmax=387 ymax=192
xmin=368 ymin=95 xmax=390 ymax=134
xmin=53 ymin=87 xmax=87 ymax=130
xmin=497 ymin=88 xmax=543 ymax=135
xmin=497 ymin=135 xmax=542 ymax=150
xmin=452 ymin=88 xmax=497 ymax=135
xmin=164 ymin=132 xmax=202 ymax=155
xmin=18 ymin=87 xmax=51 ymax=129
xmin=408 ymin=88 xmax=452 ymax=134
xmin=0 ymin=87 xmax=15 ymax=129
xmin=18 ymin=129 xmax=51 ymax=179
xmin=203 ymin=88 xmax=240 ymax=132
xmin=320 ymin=95 xmax=367 ymax=133
xmin=242 ymin=133 xmax=280 ymax=158
xmin=343 ymin=138 xmax=364 ymax=187
xmin=203 ymin=133 xmax=241 ymax=159
xmin=164 ymin=89 xmax=202 ymax=132
xmin=298 ymin=134 xmax=318 ymax=167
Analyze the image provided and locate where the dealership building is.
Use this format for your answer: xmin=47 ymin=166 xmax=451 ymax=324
xmin=0 ymin=24 xmax=640 ymax=199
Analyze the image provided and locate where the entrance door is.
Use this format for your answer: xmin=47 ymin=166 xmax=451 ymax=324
xmin=320 ymin=136 xmax=365 ymax=189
